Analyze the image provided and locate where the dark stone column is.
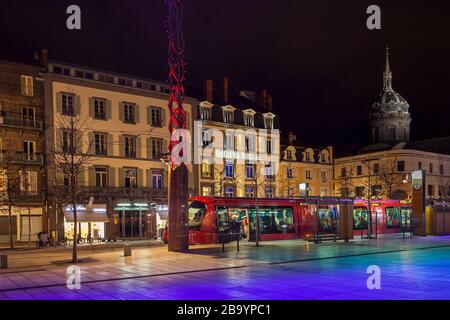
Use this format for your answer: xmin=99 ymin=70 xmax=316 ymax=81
xmin=168 ymin=163 xmax=189 ymax=252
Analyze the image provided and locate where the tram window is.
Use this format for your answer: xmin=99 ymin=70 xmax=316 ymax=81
xmin=400 ymin=207 xmax=411 ymax=226
xmin=386 ymin=207 xmax=400 ymax=228
xmin=188 ymin=201 xmax=206 ymax=229
xmin=353 ymin=207 xmax=368 ymax=230
xmin=318 ymin=207 xmax=338 ymax=233
xmin=248 ymin=206 xmax=295 ymax=234
xmin=216 ymin=206 xmax=230 ymax=232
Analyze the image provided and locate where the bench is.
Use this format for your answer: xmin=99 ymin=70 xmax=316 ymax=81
xmin=307 ymin=233 xmax=339 ymax=243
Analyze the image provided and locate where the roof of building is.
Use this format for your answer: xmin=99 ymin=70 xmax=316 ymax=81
xmin=353 ymin=136 xmax=450 ymax=156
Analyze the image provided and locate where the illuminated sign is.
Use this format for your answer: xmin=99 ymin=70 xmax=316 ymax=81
xmin=215 ymin=149 xmax=261 ymax=161
xmin=411 ymin=170 xmax=423 ymax=190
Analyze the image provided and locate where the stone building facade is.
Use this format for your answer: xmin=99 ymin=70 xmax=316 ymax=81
xmin=0 ymin=58 xmax=46 ymax=243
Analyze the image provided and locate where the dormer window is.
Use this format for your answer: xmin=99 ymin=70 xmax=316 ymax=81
xmin=319 ymin=150 xmax=330 ymax=163
xmin=304 ymin=148 xmax=314 ymax=162
xmin=243 ymin=109 xmax=256 ymax=127
xmin=287 ymin=150 xmax=293 ymax=160
xmin=224 ymin=110 xmax=233 ymax=123
xmin=263 ymin=113 xmax=276 ymax=129
xmin=222 ymin=105 xmax=236 ymax=124
xmin=200 ymin=107 xmax=211 ymax=120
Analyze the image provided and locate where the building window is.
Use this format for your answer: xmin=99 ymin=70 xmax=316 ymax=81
xmin=321 ymin=171 xmax=327 ymax=181
xmin=245 ymin=187 xmax=255 ymax=198
xmin=62 ymin=93 xmax=74 ymax=116
xmin=341 ymin=167 xmax=347 ymax=177
xmin=429 ymin=163 xmax=433 ymax=174
xmin=320 ymin=188 xmax=328 ymax=197
xmin=23 ymin=141 xmax=36 ymax=161
xmin=306 ymin=170 xmax=312 ymax=180
xmin=428 ymin=184 xmax=434 ymax=197
xmin=264 ymin=117 xmax=274 ymax=129
xmin=418 ymin=162 xmax=422 ymax=170
xmin=265 ymin=187 xmax=274 ymax=198
xmin=373 ymin=163 xmax=379 ymax=175
xmin=286 ymin=168 xmax=294 ymax=179
xmin=22 ymin=107 xmax=35 ymax=126
xmin=225 ymin=161 xmax=234 ymax=178
xmin=267 ymin=139 xmax=272 ymax=154
xmin=123 ymin=103 xmax=135 ymax=123
xmin=371 ymin=185 xmax=382 ymax=197
xmin=19 ymin=171 xmax=37 ymax=195
xmin=357 ymin=165 xmax=362 ymax=176
xmin=246 ymin=164 xmax=255 ymax=179
xmin=305 ymin=150 xmax=312 ymax=161
xmin=202 ymin=130 xmax=211 ymax=147
xmin=61 ymin=130 xmax=73 ymax=153
xmin=150 ymin=139 xmax=162 ymax=160
xmin=224 ymin=186 xmax=234 ymax=197
xmin=355 ymin=186 xmax=365 ymax=198
xmin=150 ymin=107 xmax=162 ymax=127
xmin=124 ymin=136 xmax=136 ymax=158
xmin=200 ymin=107 xmax=211 ymax=120
xmin=286 ymin=149 xmax=293 ymax=160
xmin=124 ymin=168 xmax=137 ymax=188
xmin=95 ymin=133 xmax=107 ymax=156
xmin=224 ymin=133 xmax=233 ymax=149
xmin=397 ymin=161 xmax=405 ymax=172
xmin=95 ymin=167 xmax=108 ymax=187
xmin=245 ymin=136 xmax=255 ymax=152
xmin=202 ymin=186 xmax=212 ymax=196
xmin=223 ymin=110 xmax=233 ymax=124
xmin=201 ymin=161 xmax=212 ymax=178
xmin=440 ymin=164 xmax=444 ymax=175
xmin=94 ymin=99 xmax=106 ymax=119
xmin=244 ymin=113 xmax=254 ymax=126
xmin=265 ymin=163 xmax=274 ymax=180
xmin=21 ymin=75 xmax=33 ymax=96
xmin=152 ymin=170 xmax=163 ymax=190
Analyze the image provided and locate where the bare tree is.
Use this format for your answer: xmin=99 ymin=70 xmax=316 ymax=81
xmin=377 ymin=157 xmax=404 ymax=199
xmin=51 ymin=90 xmax=93 ymax=263
xmin=277 ymin=162 xmax=296 ymax=198
xmin=336 ymin=165 xmax=355 ymax=198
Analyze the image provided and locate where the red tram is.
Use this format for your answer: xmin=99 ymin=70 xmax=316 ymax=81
xmin=165 ymin=196 xmax=354 ymax=245
xmin=163 ymin=197 xmax=413 ymax=245
xmin=352 ymin=200 xmax=412 ymax=237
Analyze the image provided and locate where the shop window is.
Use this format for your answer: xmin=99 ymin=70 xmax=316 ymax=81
xmin=202 ymin=186 xmax=212 ymax=196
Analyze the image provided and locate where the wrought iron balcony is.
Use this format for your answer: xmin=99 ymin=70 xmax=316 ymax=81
xmin=0 ymin=115 xmax=43 ymax=131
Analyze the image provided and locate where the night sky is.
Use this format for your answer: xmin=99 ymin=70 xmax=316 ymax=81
xmin=1 ymin=0 xmax=450 ymax=154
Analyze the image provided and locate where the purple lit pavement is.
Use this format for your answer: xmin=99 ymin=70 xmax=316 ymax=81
xmin=1 ymin=236 xmax=450 ymax=300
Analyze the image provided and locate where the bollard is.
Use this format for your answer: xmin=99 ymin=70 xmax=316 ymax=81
xmin=0 ymin=255 xmax=7 ymax=269
xmin=124 ymin=244 xmax=132 ymax=257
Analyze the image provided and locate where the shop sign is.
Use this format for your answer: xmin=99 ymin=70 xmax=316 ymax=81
xmin=411 ymin=170 xmax=423 ymax=190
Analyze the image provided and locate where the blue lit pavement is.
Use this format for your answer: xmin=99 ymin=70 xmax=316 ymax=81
xmin=1 ymin=236 xmax=450 ymax=300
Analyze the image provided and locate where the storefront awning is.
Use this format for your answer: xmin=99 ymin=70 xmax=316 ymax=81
xmin=64 ymin=212 xmax=110 ymax=223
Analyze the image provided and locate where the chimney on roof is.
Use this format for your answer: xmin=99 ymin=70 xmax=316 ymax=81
xmin=38 ymin=49 xmax=48 ymax=69
xmin=204 ymin=79 xmax=213 ymax=102
xmin=288 ymin=132 xmax=297 ymax=145
xmin=257 ymin=89 xmax=273 ymax=111
xmin=218 ymin=77 xmax=229 ymax=103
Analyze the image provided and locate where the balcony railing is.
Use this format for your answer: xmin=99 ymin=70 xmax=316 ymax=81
xmin=0 ymin=115 xmax=43 ymax=131
xmin=0 ymin=153 xmax=44 ymax=165
xmin=80 ymin=186 xmax=169 ymax=198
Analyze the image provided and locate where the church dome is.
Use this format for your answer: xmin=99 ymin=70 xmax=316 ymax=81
xmin=372 ymin=90 xmax=410 ymax=113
